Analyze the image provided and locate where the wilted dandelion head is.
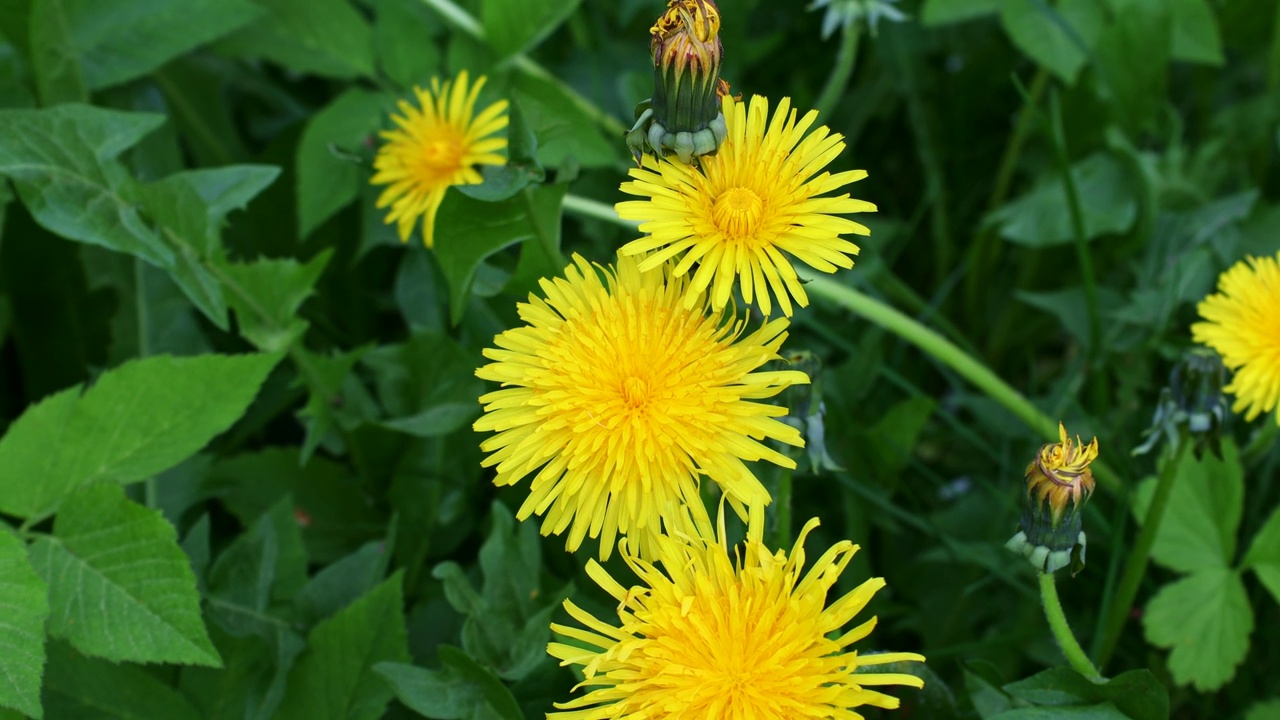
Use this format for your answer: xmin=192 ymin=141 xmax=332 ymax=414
xmin=548 ymin=507 xmax=926 ymax=719
xmin=617 ymin=93 xmax=874 ymax=317
xmin=371 ymin=70 xmax=508 ymax=248
xmin=473 ymin=253 xmax=809 ymax=560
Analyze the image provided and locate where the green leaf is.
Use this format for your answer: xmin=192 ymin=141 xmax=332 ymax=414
xmin=1002 ymin=668 xmax=1169 ymax=720
xmin=482 ymin=0 xmax=583 ymax=60
xmin=963 ymin=661 xmax=1013 ymax=717
xmin=294 ymin=541 xmax=390 ymax=626
xmin=1133 ymin=440 xmax=1243 ymax=574
xmin=222 ymin=250 xmax=334 ymax=352
xmin=180 ymin=625 xmax=304 ymax=720
xmin=0 ymin=352 xmax=280 ymax=520
xmin=999 ymin=0 xmax=1103 ymax=85
xmin=375 ymin=646 xmax=523 ymax=720
xmin=1168 ymin=0 xmax=1223 ymax=66
xmin=991 ymin=152 xmax=1137 ymax=247
xmin=276 ymin=573 xmax=410 ymax=720
xmin=362 ymin=331 xmax=484 ymax=437
xmin=988 ymin=705 xmax=1128 ymax=720
xmin=1018 ymin=286 xmax=1124 ymax=352
xmin=1245 ymin=699 xmax=1280 ymax=720
xmin=513 ymin=72 xmax=619 ymax=169
xmin=1243 ymin=505 xmax=1280 ymax=607
xmin=43 ymin=640 xmax=200 ymax=720
xmin=1143 ymin=567 xmax=1252 ymax=691
xmin=217 ymin=0 xmax=375 ymax=79
xmin=29 ymin=0 xmax=89 ymax=104
xmin=1093 ymin=0 xmax=1170 ymax=133
xmin=0 ymin=105 xmax=168 ymax=265
xmin=33 ymin=0 xmax=263 ymax=92
xmin=0 ymin=532 xmax=48 ymax=719
xmin=293 ymin=346 xmax=377 ymax=465
xmin=921 ymin=0 xmax=1002 ymax=25
xmin=298 ymin=89 xmax=387 ymax=238
xmin=29 ymin=483 xmax=220 ymax=666
xmin=456 ymin=99 xmax=545 ymax=203
xmin=373 ymin=0 xmax=442 ymax=87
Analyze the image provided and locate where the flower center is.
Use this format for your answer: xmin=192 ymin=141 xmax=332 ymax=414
xmin=421 ymin=137 xmax=464 ymax=174
xmin=712 ymin=187 xmax=764 ymax=239
xmin=621 ymin=376 xmax=651 ymax=411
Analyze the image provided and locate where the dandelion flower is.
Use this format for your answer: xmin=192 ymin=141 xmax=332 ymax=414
xmin=548 ymin=506 xmax=926 ymax=719
xmin=1192 ymin=252 xmax=1280 ymax=423
xmin=474 ymin=253 xmax=808 ymax=560
xmin=616 ymin=93 xmax=874 ymax=317
xmin=1007 ymin=422 xmax=1098 ymax=574
xmin=371 ymin=71 xmax=508 ymax=248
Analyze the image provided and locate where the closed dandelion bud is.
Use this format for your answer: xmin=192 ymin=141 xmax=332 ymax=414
xmin=625 ymin=0 xmax=729 ymax=165
xmin=1133 ymin=349 xmax=1230 ymax=459
xmin=1006 ymin=423 xmax=1098 ymax=575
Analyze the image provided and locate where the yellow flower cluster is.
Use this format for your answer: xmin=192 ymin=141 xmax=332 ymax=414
xmin=371 ymin=3 xmax=922 ymax=717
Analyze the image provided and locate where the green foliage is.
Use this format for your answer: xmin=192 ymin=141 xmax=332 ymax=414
xmin=377 ymin=646 xmax=524 ymax=720
xmin=0 ymin=533 xmax=47 ymax=718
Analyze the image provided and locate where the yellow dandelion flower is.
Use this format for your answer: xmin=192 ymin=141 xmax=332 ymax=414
xmin=616 ymin=93 xmax=875 ymax=317
xmin=371 ymin=71 xmax=508 ymax=248
xmin=548 ymin=506 xmax=926 ymax=719
xmin=473 ymin=253 xmax=809 ymax=560
xmin=1192 ymin=252 xmax=1280 ymax=423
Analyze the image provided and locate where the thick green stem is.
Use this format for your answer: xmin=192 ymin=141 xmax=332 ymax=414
xmin=1039 ymin=571 xmax=1104 ymax=682
xmin=417 ymin=0 xmax=627 ymax=137
xmin=1095 ymin=448 xmax=1181 ymax=668
xmin=560 ymin=194 xmax=1122 ymax=493
xmin=814 ymin=23 xmax=860 ymax=120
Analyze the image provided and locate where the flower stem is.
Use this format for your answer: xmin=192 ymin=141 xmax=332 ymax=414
xmin=814 ymin=23 xmax=860 ymax=120
xmin=1039 ymin=571 xmax=1103 ymax=682
xmin=774 ymin=467 xmax=793 ymax=549
xmin=1094 ymin=447 xmax=1181 ymax=668
xmin=559 ymin=194 xmax=1123 ymax=494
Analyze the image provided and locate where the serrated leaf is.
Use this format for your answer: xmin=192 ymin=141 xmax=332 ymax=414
xmin=43 ymin=640 xmax=200 ymax=720
xmin=1168 ymin=0 xmax=1222 ymax=66
xmin=0 ymin=532 xmax=48 ymax=719
xmin=1133 ymin=440 xmax=1243 ymax=574
xmin=222 ymin=250 xmax=334 ymax=352
xmin=217 ymin=0 xmax=375 ymax=79
xmin=0 ymin=105 xmax=168 ymax=264
xmin=376 ymin=646 xmax=523 ymax=720
xmin=1002 ymin=668 xmax=1168 ymax=720
xmin=0 ymin=352 xmax=280 ymax=520
xmin=1243 ymin=505 xmax=1280 ymax=607
xmin=33 ymin=0 xmax=263 ymax=92
xmin=991 ymin=152 xmax=1137 ymax=247
xmin=1143 ymin=567 xmax=1252 ymax=691
xmin=298 ymin=90 xmax=387 ymax=238
xmin=276 ymin=573 xmax=410 ymax=720
xmin=482 ymin=0 xmax=583 ymax=59
xmin=29 ymin=483 xmax=219 ymax=666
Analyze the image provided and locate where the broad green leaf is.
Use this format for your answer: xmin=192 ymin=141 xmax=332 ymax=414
xmin=513 ymin=72 xmax=619 ymax=169
xmin=298 ymin=89 xmax=388 ymax=238
xmin=1133 ymin=440 xmax=1243 ymax=574
xmin=999 ymin=0 xmax=1103 ymax=85
xmin=33 ymin=0 xmax=263 ymax=92
xmin=373 ymin=0 xmax=443 ymax=88
xmin=1093 ymin=0 xmax=1169 ymax=133
xmin=1018 ymin=286 xmax=1124 ymax=352
xmin=294 ymin=346 xmax=377 ymax=464
xmin=988 ymin=705 xmax=1128 ymax=720
xmin=1243 ymin=505 xmax=1280 ymax=607
xmin=0 ymin=105 xmax=167 ymax=264
xmin=991 ymin=152 xmax=1137 ymax=247
xmin=1168 ymin=0 xmax=1222 ymax=66
xmin=921 ymin=0 xmax=1002 ymax=25
xmin=1246 ymin=699 xmax=1280 ymax=720
xmin=222 ymin=250 xmax=334 ymax=352
xmin=180 ymin=626 xmax=304 ymax=720
xmin=362 ymin=331 xmax=484 ymax=437
xmin=1003 ymin=668 xmax=1169 ymax=720
xmin=29 ymin=0 xmax=88 ymax=104
xmin=208 ymin=497 xmax=309 ymax=620
xmin=482 ymin=0 xmax=584 ymax=60
xmin=217 ymin=0 xmax=375 ymax=79
xmin=294 ymin=541 xmax=390 ymax=626
xmin=1143 ymin=567 xmax=1252 ymax=691
xmin=43 ymin=640 xmax=200 ymax=720
xmin=276 ymin=573 xmax=410 ymax=720
xmin=0 ymin=532 xmax=47 ymax=719
xmin=29 ymin=483 xmax=219 ymax=666
xmin=0 ymin=352 xmax=280 ymax=520
xmin=375 ymin=646 xmax=523 ymax=720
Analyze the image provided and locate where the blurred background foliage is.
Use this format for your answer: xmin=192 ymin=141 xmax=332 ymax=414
xmin=0 ymin=0 xmax=1279 ymax=718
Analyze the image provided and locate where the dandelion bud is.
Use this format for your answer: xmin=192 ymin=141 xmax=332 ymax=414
xmin=1133 ymin=349 xmax=1229 ymax=459
xmin=1006 ymin=423 xmax=1098 ymax=575
xmin=625 ymin=0 xmax=729 ymax=165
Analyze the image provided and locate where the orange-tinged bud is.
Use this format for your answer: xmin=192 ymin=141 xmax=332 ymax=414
xmin=1007 ymin=423 xmax=1098 ymax=574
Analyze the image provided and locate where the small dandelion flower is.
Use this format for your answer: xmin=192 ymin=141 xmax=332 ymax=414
xmin=548 ymin=506 xmax=927 ymax=719
xmin=1006 ymin=423 xmax=1098 ymax=574
xmin=617 ymin=93 xmax=874 ymax=317
xmin=371 ymin=71 xmax=508 ymax=248
xmin=1191 ymin=252 xmax=1280 ymax=424
xmin=473 ymin=253 xmax=809 ymax=560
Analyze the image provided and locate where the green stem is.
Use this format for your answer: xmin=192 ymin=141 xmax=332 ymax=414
xmin=417 ymin=0 xmax=627 ymax=137
xmin=773 ymin=467 xmax=793 ymax=550
xmin=136 ymin=258 xmax=158 ymax=509
xmin=814 ymin=23 xmax=860 ymax=120
xmin=1095 ymin=448 xmax=1181 ymax=668
xmin=1039 ymin=571 xmax=1103 ymax=681
xmin=523 ymin=186 xmax=565 ymax=268
xmin=559 ymin=194 xmax=1122 ymax=494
